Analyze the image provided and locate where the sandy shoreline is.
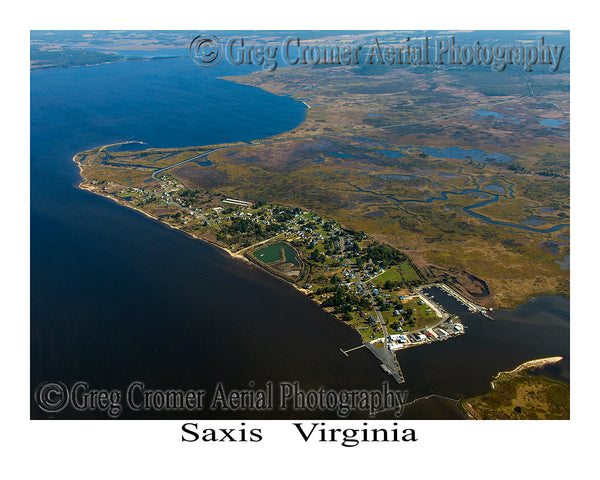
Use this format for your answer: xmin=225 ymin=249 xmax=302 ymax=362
xmin=490 ymin=356 xmax=563 ymax=390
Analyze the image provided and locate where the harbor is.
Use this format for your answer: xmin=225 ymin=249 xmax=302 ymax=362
xmin=419 ymin=283 xmax=495 ymax=319
xmin=340 ymin=282 xmax=476 ymax=384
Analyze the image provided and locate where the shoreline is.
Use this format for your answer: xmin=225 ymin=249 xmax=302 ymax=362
xmin=74 ymin=152 xmax=320 ymax=301
xmin=490 ymin=356 xmax=563 ymax=390
xmin=373 ymin=357 xmax=565 ymax=420
xmin=73 ymin=152 xmax=569 ymax=396
xmin=77 ymin=181 xmax=249 ymax=266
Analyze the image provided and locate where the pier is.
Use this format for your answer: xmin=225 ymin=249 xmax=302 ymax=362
xmin=340 ymin=342 xmax=405 ymax=383
xmin=364 ymin=342 xmax=405 ymax=384
xmin=340 ymin=344 xmax=366 ymax=357
xmin=339 ymin=282 xmax=479 ymax=384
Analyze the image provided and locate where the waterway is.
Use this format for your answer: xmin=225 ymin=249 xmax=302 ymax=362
xmin=335 ymin=180 xmax=570 ymax=233
xmin=31 ymin=56 xmax=569 ymax=419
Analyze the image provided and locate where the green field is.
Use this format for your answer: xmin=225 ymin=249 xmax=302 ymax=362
xmin=373 ymin=261 xmax=419 ymax=286
xmin=344 ymin=311 xmax=383 ymax=342
xmin=401 ymin=297 xmax=440 ymax=331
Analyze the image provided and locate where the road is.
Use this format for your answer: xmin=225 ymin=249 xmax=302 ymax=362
xmin=353 ymin=268 xmax=389 ymax=348
xmin=151 ymin=147 xmax=226 ymax=180
xmin=352 ymin=270 xmax=404 ymax=384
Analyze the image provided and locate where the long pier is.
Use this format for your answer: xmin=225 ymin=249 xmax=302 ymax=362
xmin=339 ymin=344 xmax=366 ymax=357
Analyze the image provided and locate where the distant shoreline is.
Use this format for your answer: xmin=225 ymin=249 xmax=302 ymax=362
xmin=31 ymin=55 xmax=184 ymax=72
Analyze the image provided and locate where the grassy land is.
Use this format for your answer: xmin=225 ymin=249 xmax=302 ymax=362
xmin=75 ymin=58 xmax=569 ymax=309
xmin=462 ymin=374 xmax=569 ymax=420
xmin=373 ymin=261 xmax=419 ymax=286
xmin=400 ymin=297 xmax=440 ymax=331
xmin=343 ymin=311 xmax=383 ymax=342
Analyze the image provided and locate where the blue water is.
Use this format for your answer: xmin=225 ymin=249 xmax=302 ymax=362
xmin=421 ymin=146 xmax=512 ymax=163
xmin=89 ymin=47 xmax=192 ymax=57
xmin=474 ymin=109 xmax=505 ymax=118
xmin=521 ymin=217 xmax=548 ymax=227
xmin=32 ymin=59 xmax=306 ymax=150
xmin=471 ymin=109 xmax=521 ymax=124
xmin=379 ymin=149 xmax=406 ymax=159
xmin=540 ymin=118 xmax=569 ymax=127
xmin=325 ymin=177 xmax=568 ymax=233
xmin=35 ymin=58 xmax=402 ymax=419
xmin=326 ymin=151 xmax=358 ymax=159
xmin=105 ymin=142 xmax=147 ymax=152
xmin=484 ymin=184 xmax=505 ymax=193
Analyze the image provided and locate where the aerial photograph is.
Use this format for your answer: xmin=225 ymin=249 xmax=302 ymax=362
xmin=30 ymin=30 xmax=570 ymax=420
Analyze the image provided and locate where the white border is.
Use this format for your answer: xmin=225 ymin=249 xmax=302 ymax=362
xmin=3 ymin=0 xmax=596 ymax=476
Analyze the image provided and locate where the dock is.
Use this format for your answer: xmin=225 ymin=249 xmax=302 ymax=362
xmin=419 ymin=283 xmax=493 ymax=318
xmin=338 ymin=282 xmax=478 ymax=385
xmin=364 ymin=342 xmax=405 ymax=384
xmin=340 ymin=344 xmax=366 ymax=357
xmin=340 ymin=341 xmax=405 ymax=384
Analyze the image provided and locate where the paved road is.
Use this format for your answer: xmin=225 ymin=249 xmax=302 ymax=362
xmin=151 ymin=147 xmax=226 ymax=180
xmin=353 ymin=268 xmax=389 ymax=348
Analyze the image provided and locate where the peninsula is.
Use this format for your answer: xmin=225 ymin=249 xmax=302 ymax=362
xmin=73 ymin=52 xmax=569 ymax=386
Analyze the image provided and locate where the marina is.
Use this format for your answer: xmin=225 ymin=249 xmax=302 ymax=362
xmin=340 ymin=282 xmax=473 ymax=384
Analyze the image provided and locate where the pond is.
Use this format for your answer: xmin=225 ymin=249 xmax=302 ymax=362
xmin=484 ymin=184 xmax=506 ymax=193
xmin=539 ymin=118 xmax=569 ymax=127
xmin=252 ymin=242 xmax=300 ymax=266
xmin=421 ymin=146 xmax=512 ymax=163
xmin=521 ymin=217 xmax=549 ymax=227
xmin=474 ymin=109 xmax=505 ymax=118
